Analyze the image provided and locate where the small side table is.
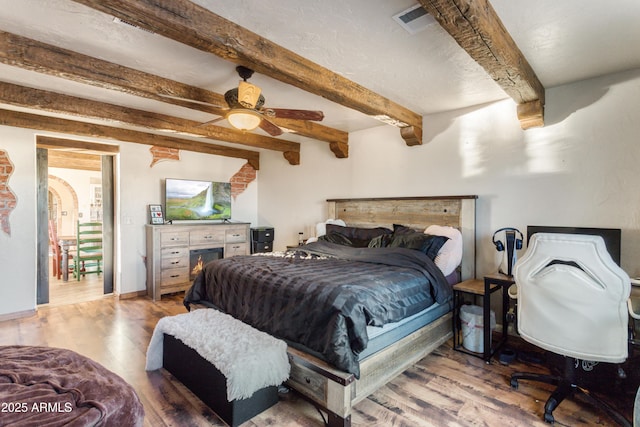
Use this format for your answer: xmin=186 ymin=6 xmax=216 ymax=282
xmin=452 ymin=273 xmax=515 ymax=362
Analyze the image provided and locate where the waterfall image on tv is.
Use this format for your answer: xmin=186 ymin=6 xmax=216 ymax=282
xmin=165 ymin=179 xmax=231 ymax=221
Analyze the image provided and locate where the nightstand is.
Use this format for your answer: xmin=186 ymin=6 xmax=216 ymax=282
xmin=251 ymin=227 xmax=274 ymax=254
xmin=452 ymin=273 xmax=515 ymax=362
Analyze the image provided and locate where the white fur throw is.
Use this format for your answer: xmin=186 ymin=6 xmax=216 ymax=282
xmin=146 ymin=309 xmax=290 ymax=401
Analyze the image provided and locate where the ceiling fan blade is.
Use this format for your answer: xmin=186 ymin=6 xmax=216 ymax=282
xmin=157 ymin=93 xmax=226 ymax=108
xmin=263 ymin=108 xmax=324 ymax=121
xmin=197 ymin=116 xmax=226 ymax=127
xmin=259 ymin=118 xmax=283 ymax=136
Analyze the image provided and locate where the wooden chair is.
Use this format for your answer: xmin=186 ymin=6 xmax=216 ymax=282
xmin=48 ymin=219 xmax=73 ymax=280
xmin=73 ymin=221 xmax=103 ymax=280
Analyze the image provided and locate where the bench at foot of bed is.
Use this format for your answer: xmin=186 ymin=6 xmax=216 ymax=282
xmin=164 ymin=334 xmax=279 ymax=427
xmin=146 ymin=309 xmax=290 ymax=427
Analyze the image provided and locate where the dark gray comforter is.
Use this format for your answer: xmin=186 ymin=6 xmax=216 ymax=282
xmin=184 ymin=241 xmax=452 ymax=377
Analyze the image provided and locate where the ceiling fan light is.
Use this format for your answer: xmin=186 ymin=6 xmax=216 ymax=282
xmin=226 ymin=109 xmax=262 ymax=131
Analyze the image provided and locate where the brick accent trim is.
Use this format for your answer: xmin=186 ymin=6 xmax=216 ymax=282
xmin=0 ymin=150 xmax=17 ymax=236
xmin=230 ymin=162 xmax=257 ymax=199
xmin=48 ymin=175 xmax=79 ymax=232
xmin=150 ymin=146 xmax=180 ymax=167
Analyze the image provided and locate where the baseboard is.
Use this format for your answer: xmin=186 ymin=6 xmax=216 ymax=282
xmin=118 ymin=290 xmax=147 ymax=300
xmin=0 ymin=308 xmax=36 ymax=322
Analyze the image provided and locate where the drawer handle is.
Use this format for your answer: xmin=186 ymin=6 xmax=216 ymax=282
xmin=305 ymin=377 xmax=311 ymax=384
xmin=170 ymin=274 xmax=180 ymax=278
xmin=204 ymin=235 xmax=213 ymax=239
xmin=170 ymin=261 xmax=180 ymax=265
xmin=232 ymin=234 xmax=241 ymax=237
xmin=171 ymin=251 xmax=180 ymax=254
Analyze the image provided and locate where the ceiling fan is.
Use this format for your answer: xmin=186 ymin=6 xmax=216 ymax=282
xmin=201 ymin=66 xmax=325 ymax=136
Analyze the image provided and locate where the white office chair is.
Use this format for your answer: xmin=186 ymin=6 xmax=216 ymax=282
xmin=511 ymin=233 xmax=631 ymax=425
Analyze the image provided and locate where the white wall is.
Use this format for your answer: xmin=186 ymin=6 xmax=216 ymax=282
xmin=0 ymin=127 xmax=36 ymax=315
xmin=0 ymin=133 xmax=257 ymax=316
xmin=259 ymin=69 xmax=640 ymax=278
xmin=117 ymin=144 xmax=256 ymax=295
xmin=49 ymin=167 xmax=102 ymax=236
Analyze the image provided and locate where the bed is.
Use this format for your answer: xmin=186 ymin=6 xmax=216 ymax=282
xmin=184 ymin=196 xmax=477 ymax=426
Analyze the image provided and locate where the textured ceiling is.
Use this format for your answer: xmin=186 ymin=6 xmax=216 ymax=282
xmin=0 ymin=0 xmax=639 ymax=140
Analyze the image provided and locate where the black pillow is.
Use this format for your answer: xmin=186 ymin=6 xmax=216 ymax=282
xmin=318 ymin=232 xmax=353 ymax=246
xmin=325 ymin=224 xmax=392 ymax=248
xmin=368 ymin=234 xmax=392 ymax=248
xmin=388 ymin=225 xmax=449 ymax=260
xmin=392 ymin=224 xmax=416 ymax=235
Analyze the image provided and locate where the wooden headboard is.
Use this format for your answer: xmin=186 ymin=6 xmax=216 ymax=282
xmin=327 ymin=196 xmax=477 ymax=280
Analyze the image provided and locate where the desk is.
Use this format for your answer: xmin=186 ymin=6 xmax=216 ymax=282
xmin=58 ymin=236 xmax=76 ymax=282
xmin=452 ymin=273 xmax=515 ymax=362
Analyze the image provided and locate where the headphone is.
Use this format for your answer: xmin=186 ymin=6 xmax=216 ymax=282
xmin=492 ymin=227 xmax=523 ymax=251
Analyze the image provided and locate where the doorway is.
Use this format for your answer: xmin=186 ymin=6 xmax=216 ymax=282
xmin=36 ymin=137 xmax=118 ymax=306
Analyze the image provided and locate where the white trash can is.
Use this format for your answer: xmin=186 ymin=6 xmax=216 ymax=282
xmin=460 ymin=304 xmax=496 ymax=353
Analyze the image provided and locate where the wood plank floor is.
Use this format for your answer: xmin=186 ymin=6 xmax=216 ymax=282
xmin=1 ymin=294 xmax=637 ymax=426
xmin=46 ymin=254 xmax=107 ymax=306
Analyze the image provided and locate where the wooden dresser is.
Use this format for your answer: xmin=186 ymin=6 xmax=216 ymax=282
xmin=145 ymin=223 xmax=250 ymax=300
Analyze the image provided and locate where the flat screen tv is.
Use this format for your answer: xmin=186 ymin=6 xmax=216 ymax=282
xmin=527 ymin=225 xmax=621 ymax=266
xmin=165 ymin=178 xmax=231 ymax=221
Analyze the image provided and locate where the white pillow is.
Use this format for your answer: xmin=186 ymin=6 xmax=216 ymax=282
xmin=425 ymin=225 xmax=463 ymax=276
xmin=315 ymin=219 xmax=346 ymax=237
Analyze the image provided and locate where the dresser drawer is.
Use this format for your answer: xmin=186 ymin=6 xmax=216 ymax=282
xmin=161 ymin=231 xmax=189 ymax=246
xmin=251 ymin=227 xmax=274 ymax=243
xmin=161 ymin=267 xmax=190 ymax=286
xmin=252 ymin=241 xmax=272 ymax=253
xmin=161 ymin=253 xmax=188 ymax=270
xmin=161 ymin=246 xmax=189 ymax=259
xmin=225 ymin=228 xmax=247 ymax=243
xmin=225 ymin=242 xmax=248 ymax=257
xmin=190 ymin=229 xmax=224 ymax=246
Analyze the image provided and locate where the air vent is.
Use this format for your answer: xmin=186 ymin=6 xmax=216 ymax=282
xmin=392 ymin=4 xmax=436 ymax=34
xmin=113 ymin=17 xmax=155 ymax=34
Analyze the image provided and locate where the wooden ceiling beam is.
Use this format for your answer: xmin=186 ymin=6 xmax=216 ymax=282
xmin=0 ymin=31 xmax=226 ymax=116
xmin=37 ymin=136 xmax=120 ymax=154
xmin=0 ymin=81 xmax=300 ymax=164
xmin=0 ymin=109 xmax=261 ymax=170
xmin=417 ymin=0 xmax=545 ymax=129
xmin=47 ymin=151 xmax=102 ymax=171
xmin=270 ymin=118 xmax=349 ymax=158
xmin=71 ymin=0 xmax=423 ymax=145
xmin=0 ymin=30 xmax=341 ymax=148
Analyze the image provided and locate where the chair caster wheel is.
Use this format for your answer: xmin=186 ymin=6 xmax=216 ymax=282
xmin=510 ymin=379 xmax=519 ymax=389
xmin=544 ymin=412 xmax=555 ymax=424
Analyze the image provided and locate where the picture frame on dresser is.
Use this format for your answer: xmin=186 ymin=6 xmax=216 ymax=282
xmin=148 ymin=204 xmax=164 ymax=225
